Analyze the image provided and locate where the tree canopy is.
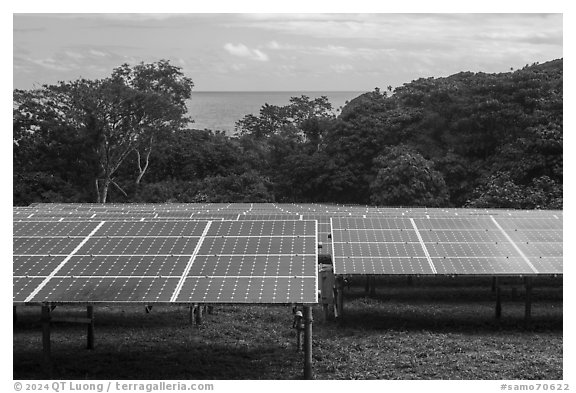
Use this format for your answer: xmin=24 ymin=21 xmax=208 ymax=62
xmin=14 ymin=59 xmax=563 ymax=208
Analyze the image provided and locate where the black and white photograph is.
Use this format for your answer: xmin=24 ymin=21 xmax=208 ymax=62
xmin=10 ymin=3 xmax=567 ymax=387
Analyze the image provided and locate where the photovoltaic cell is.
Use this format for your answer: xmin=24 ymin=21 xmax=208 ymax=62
xmin=13 ymin=277 xmax=45 ymax=302
xmin=13 ymin=256 xmax=65 ymax=276
xmin=333 ymin=229 xmax=419 ymax=243
xmin=198 ymin=237 xmax=315 ymax=255
xmin=412 ymin=218 xmax=495 ymax=230
xmin=335 ymin=257 xmax=433 ymax=275
xmin=207 ymin=220 xmax=314 ymax=237
xmin=238 ymin=214 xmax=301 ymax=221
xmin=418 ymin=230 xmax=506 ymax=243
xmin=32 ymin=277 xmax=180 ymax=303
xmin=188 ymin=255 xmax=317 ymax=277
xmin=58 ymin=255 xmax=192 ymax=277
xmin=77 ymin=237 xmax=200 ymax=255
xmin=14 ymin=221 xmax=101 ymax=237
xmin=98 ymin=221 xmax=207 ymax=237
xmin=175 ymin=276 xmax=316 ymax=303
xmin=14 ymin=237 xmax=84 ymax=255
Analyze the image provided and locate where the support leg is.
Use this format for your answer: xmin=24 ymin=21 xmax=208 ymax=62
xmin=369 ymin=276 xmax=376 ymax=296
xmin=365 ymin=276 xmax=370 ymax=295
xmin=525 ymin=277 xmax=533 ymax=329
xmin=322 ymin=303 xmax=329 ymax=321
xmin=491 ymin=276 xmax=496 ymax=292
xmin=189 ymin=304 xmax=194 ymax=325
xmin=145 ymin=305 xmax=153 ymax=314
xmin=303 ymin=306 xmax=313 ymax=380
xmin=336 ymin=277 xmax=345 ymax=320
xmin=195 ymin=303 xmax=203 ymax=325
xmin=87 ymin=305 xmax=94 ymax=350
xmin=296 ymin=328 xmax=302 ymax=352
xmin=41 ymin=305 xmax=51 ymax=375
xmin=495 ymin=277 xmax=502 ymax=319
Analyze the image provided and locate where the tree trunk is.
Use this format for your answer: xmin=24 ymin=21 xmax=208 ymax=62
xmin=100 ymin=178 xmax=111 ymax=203
xmin=95 ymin=179 xmax=100 ymax=203
xmin=135 ymin=148 xmax=152 ymax=185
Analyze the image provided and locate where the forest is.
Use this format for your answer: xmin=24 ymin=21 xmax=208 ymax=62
xmin=13 ymin=59 xmax=563 ymax=208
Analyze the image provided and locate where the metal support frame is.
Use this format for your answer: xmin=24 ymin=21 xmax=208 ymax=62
xmin=145 ymin=305 xmax=153 ymax=313
xmin=41 ymin=303 xmax=96 ymax=366
xmin=495 ymin=277 xmax=502 ymax=319
xmin=196 ymin=303 xmax=203 ymax=325
xmin=369 ymin=276 xmax=376 ymax=296
xmin=303 ymin=306 xmax=313 ymax=380
xmin=335 ymin=276 xmax=345 ymax=319
xmin=41 ymin=304 xmax=51 ymax=371
xmin=87 ymin=305 xmax=95 ymax=350
xmin=365 ymin=276 xmax=370 ymax=294
xmin=524 ymin=277 xmax=533 ymax=328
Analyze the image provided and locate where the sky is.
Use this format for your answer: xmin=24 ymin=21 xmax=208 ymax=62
xmin=13 ymin=13 xmax=563 ymax=92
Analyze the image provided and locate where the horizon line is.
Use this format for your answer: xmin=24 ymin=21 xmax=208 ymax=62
xmin=191 ymin=90 xmax=369 ymax=93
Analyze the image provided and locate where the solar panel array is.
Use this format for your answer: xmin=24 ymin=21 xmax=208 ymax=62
xmin=331 ymin=215 xmax=562 ymax=276
xmin=14 ymin=203 xmax=562 ymax=304
xmin=13 ymin=218 xmax=318 ymax=304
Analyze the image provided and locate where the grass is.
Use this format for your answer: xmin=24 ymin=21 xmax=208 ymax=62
xmin=13 ymin=276 xmax=562 ymax=380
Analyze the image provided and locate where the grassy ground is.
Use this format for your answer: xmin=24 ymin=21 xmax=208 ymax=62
xmin=13 ymin=276 xmax=562 ymax=380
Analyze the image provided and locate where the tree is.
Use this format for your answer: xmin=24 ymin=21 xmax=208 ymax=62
xmin=234 ymin=95 xmax=335 ymax=143
xmin=26 ymin=60 xmax=193 ymax=203
xmin=13 ymin=88 xmax=99 ymax=204
xmin=200 ymin=171 xmax=273 ymax=202
xmin=369 ymin=145 xmax=449 ymax=207
xmin=110 ymin=61 xmax=194 ymax=185
xmin=466 ymin=172 xmax=562 ymax=209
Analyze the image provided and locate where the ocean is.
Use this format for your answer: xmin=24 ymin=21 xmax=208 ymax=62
xmin=186 ymin=91 xmax=365 ymax=134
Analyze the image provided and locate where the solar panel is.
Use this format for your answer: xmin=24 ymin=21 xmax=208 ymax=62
xmin=174 ymin=220 xmax=317 ymax=303
xmin=331 ymin=215 xmax=562 ymax=276
xmin=13 ymin=219 xmax=318 ymax=305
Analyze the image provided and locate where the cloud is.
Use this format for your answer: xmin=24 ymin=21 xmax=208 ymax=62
xmin=265 ymin=41 xmax=394 ymax=60
xmin=330 ymin=64 xmax=355 ymax=73
xmin=223 ymin=43 xmax=269 ymax=62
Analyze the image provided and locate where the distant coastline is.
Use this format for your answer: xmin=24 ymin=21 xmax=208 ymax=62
xmin=187 ymin=90 xmax=365 ymax=134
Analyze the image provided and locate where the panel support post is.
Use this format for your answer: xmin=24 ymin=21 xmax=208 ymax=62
xmin=369 ymin=276 xmax=376 ymax=296
xmin=491 ymin=276 xmax=496 ymax=292
xmin=303 ymin=306 xmax=313 ymax=380
xmin=524 ymin=277 xmax=532 ymax=329
xmin=41 ymin=304 xmax=51 ymax=374
xmin=87 ymin=305 xmax=95 ymax=350
xmin=145 ymin=305 xmax=153 ymax=314
xmin=495 ymin=277 xmax=502 ymax=319
xmin=365 ymin=276 xmax=370 ymax=295
xmin=195 ymin=303 xmax=203 ymax=325
xmin=335 ymin=277 xmax=345 ymax=320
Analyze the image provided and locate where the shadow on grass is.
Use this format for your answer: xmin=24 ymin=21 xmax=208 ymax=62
xmin=13 ymin=340 xmax=303 ymax=380
xmin=328 ymin=305 xmax=562 ymax=334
